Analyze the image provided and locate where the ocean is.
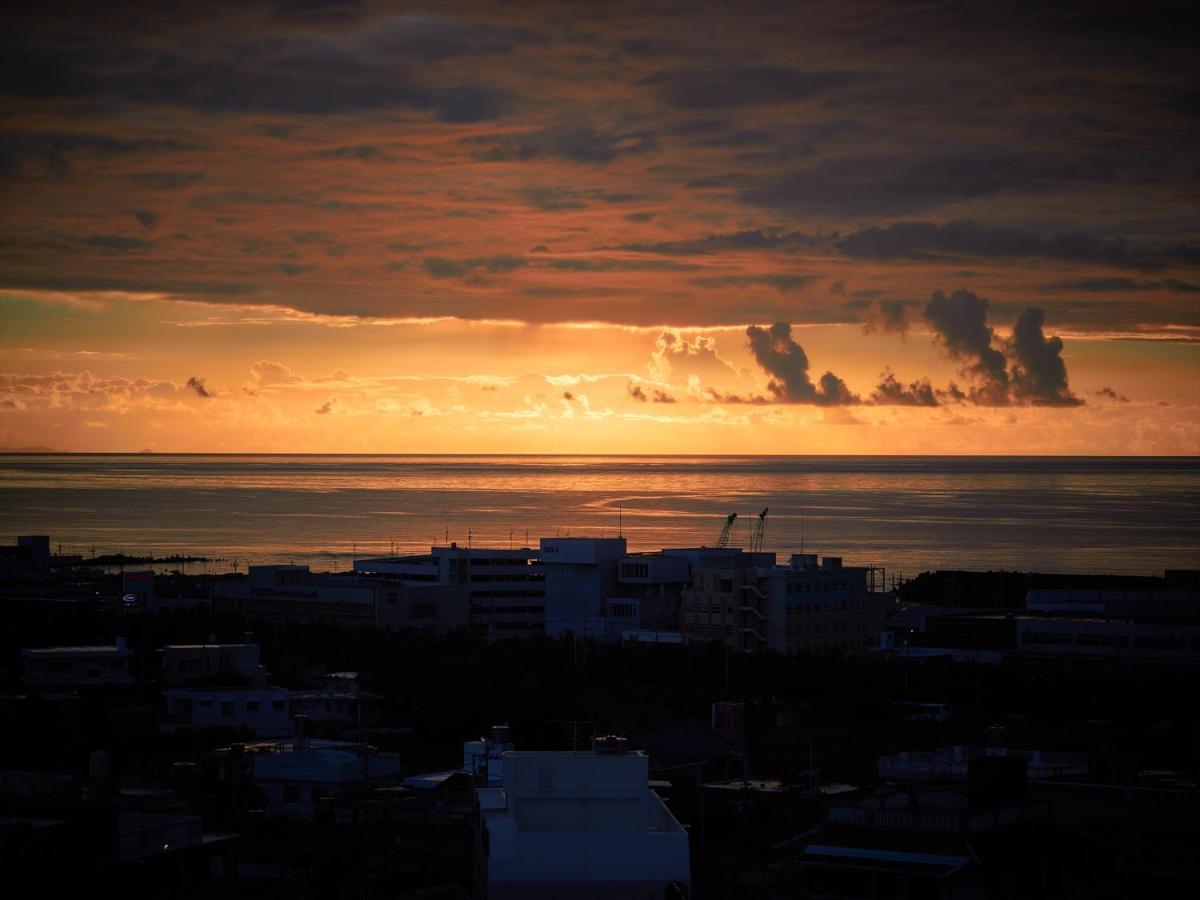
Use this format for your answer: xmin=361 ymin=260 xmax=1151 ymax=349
xmin=1 ymin=454 xmax=1197 ymax=577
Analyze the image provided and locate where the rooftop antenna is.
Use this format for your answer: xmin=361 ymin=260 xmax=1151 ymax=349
xmin=619 ymin=505 xmax=623 ymax=538
xmin=445 ymin=527 xmax=449 ymax=544
xmin=468 ymin=528 xmax=472 ymax=549
xmin=800 ymin=513 xmax=805 ymax=554
xmin=509 ymin=529 xmax=513 ymax=549
xmin=525 ymin=528 xmax=529 ymax=547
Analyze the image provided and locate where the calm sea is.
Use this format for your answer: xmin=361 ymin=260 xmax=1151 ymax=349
xmin=1 ymin=455 xmax=1197 ymax=577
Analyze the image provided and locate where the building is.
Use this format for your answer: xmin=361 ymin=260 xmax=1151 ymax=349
xmin=21 ymin=638 xmax=134 ymax=689
xmin=878 ymin=745 xmax=1089 ymax=782
xmin=212 ymin=565 xmax=377 ymax=628
xmin=540 ymin=537 xmax=628 ymax=638
xmin=604 ymin=552 xmax=692 ymax=641
xmin=241 ymin=734 xmax=402 ymax=821
xmin=161 ymin=640 xmax=266 ymax=686
xmin=290 ymin=672 xmax=383 ymax=727
xmin=682 ymin=551 xmax=884 ymax=655
xmin=163 ymin=685 xmax=291 ymax=735
xmin=356 ymin=545 xmax=540 ymax=638
xmin=475 ymin=740 xmax=691 ymax=898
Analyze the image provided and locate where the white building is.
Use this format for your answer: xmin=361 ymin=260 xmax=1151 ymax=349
xmin=22 ymin=638 xmax=134 ymax=689
xmin=542 ymin=537 xmax=628 ymax=638
xmin=476 ymin=742 xmax=691 ymax=898
xmin=163 ymin=685 xmax=291 ymax=735
xmin=161 ymin=641 xmax=266 ymax=685
xmin=356 ymin=545 xmax=539 ymax=638
xmin=244 ymin=736 xmax=401 ymax=820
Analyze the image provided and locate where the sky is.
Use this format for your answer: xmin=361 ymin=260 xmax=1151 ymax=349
xmin=1 ymin=0 xmax=1197 ymax=454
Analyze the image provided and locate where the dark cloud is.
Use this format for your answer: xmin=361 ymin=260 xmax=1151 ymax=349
xmin=829 ymin=280 xmax=845 ymax=296
xmin=0 ymin=131 xmax=196 ymax=180
xmin=130 ymin=171 xmax=207 ymax=190
xmin=837 ymin=221 xmax=1199 ymax=271
xmin=185 ymin=376 xmax=213 ymax=398
xmin=469 ymin=123 xmax=656 ymax=164
xmin=627 ymin=382 xmax=676 ymax=404
xmin=870 ymin=370 xmax=939 ymax=407
xmin=861 ymin=299 xmax=912 ymax=336
xmin=648 ymin=66 xmax=853 ymax=110
xmin=80 ymin=234 xmax=151 ymax=253
xmin=923 ymin=289 xmax=1010 ymax=405
xmin=423 ymin=255 xmax=527 ymax=278
xmin=561 ymin=391 xmax=574 ymax=401
xmin=744 ymin=322 xmax=858 ymax=405
xmin=314 ymin=144 xmax=390 ymax=162
xmin=314 ymin=398 xmax=338 ymax=415
xmin=617 ymin=229 xmax=819 ymax=256
xmin=131 ymin=209 xmax=158 ymax=229
xmin=740 ymin=153 xmax=1116 ymax=217
xmin=692 ymin=274 xmax=821 ymax=294
xmin=1007 ymin=307 xmax=1082 ymax=406
xmin=1095 ymin=387 xmax=1130 ymax=402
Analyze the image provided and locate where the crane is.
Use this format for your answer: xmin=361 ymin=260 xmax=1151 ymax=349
xmin=751 ymin=507 xmax=768 ymax=552
xmin=715 ymin=513 xmax=738 ymax=548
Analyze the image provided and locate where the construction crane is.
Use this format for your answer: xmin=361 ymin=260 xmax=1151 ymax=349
xmin=715 ymin=513 xmax=738 ymax=548
xmin=751 ymin=507 xmax=768 ymax=552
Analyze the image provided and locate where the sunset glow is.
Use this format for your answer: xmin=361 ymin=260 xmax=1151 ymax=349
xmin=2 ymin=2 xmax=1197 ymax=454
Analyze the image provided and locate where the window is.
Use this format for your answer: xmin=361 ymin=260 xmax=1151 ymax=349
xmin=246 ymin=700 xmax=260 ymax=712
xmin=273 ymin=700 xmax=286 ymax=712
xmin=221 ymin=701 xmax=234 ymax=718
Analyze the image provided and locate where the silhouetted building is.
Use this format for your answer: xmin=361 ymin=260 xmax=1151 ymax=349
xmin=475 ymin=741 xmax=691 ymax=898
xmin=21 ymin=638 xmax=133 ymax=689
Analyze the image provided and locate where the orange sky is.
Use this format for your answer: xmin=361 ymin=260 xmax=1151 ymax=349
xmin=1 ymin=2 xmax=1197 ymax=454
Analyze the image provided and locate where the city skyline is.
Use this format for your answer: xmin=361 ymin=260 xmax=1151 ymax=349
xmin=2 ymin=1 xmax=1198 ymax=454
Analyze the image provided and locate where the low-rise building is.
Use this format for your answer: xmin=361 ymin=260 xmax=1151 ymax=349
xmin=161 ymin=640 xmax=266 ymax=686
xmin=475 ymin=740 xmax=691 ymax=898
xmin=21 ymin=638 xmax=134 ymax=689
xmin=243 ymin=735 xmax=402 ymax=821
xmin=163 ymin=685 xmax=291 ymax=736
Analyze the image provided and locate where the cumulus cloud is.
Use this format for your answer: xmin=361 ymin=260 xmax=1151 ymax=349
xmin=744 ymin=322 xmax=858 ymax=405
xmin=186 ymin=376 xmax=213 ymax=398
xmin=250 ymin=359 xmax=303 ymax=386
xmin=627 ymin=381 xmax=675 ymax=403
xmin=871 ymin=370 xmax=939 ymax=406
xmin=861 ymin=299 xmax=913 ymax=336
xmin=923 ymin=290 xmax=1010 ymax=405
xmin=1095 ymin=386 xmax=1130 ymax=402
xmin=1007 ymin=307 xmax=1081 ymax=406
xmin=649 ymin=331 xmax=740 ymax=385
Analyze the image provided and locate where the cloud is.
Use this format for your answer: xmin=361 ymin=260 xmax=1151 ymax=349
xmin=1095 ymin=387 xmax=1130 ymax=402
xmin=870 ymin=370 xmax=939 ymax=406
xmin=649 ymin=331 xmax=740 ymax=385
xmin=315 ymin=398 xmax=338 ymax=415
xmin=739 ymin=152 xmax=1116 ymax=217
xmin=423 ymin=255 xmax=527 ymax=278
xmin=837 ymin=220 xmax=1199 ymax=271
xmin=131 ymin=209 xmax=159 ymax=229
xmin=469 ymin=123 xmax=656 ymax=164
xmin=923 ymin=290 xmax=1010 ymax=405
xmin=1007 ymin=307 xmax=1082 ymax=406
xmin=692 ymin=274 xmax=821 ymax=294
xmin=861 ymin=299 xmax=913 ymax=336
xmin=744 ymin=322 xmax=858 ymax=405
xmin=185 ymin=376 xmax=213 ymax=398
xmin=627 ymin=381 xmax=675 ymax=403
xmin=648 ymin=65 xmax=852 ymax=110
xmin=250 ymin=359 xmax=303 ymax=386
xmin=617 ymin=229 xmax=818 ymax=256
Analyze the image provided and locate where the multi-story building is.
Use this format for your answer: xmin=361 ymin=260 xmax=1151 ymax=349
xmin=356 ymin=545 xmax=543 ymax=639
xmin=211 ymin=563 xmax=471 ymax=633
xmin=21 ymin=638 xmax=134 ymax=689
xmin=682 ymin=552 xmax=883 ymax=655
xmin=163 ymin=685 xmax=292 ymax=735
xmin=604 ymin=552 xmax=692 ymax=641
xmin=475 ymin=740 xmax=691 ymax=898
xmin=541 ymin=537 xmax=628 ymax=638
